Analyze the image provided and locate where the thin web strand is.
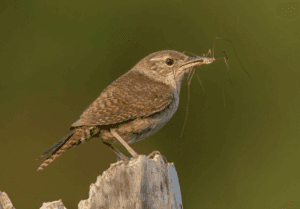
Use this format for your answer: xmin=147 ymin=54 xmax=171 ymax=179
xmin=196 ymin=72 xmax=206 ymax=95
xmin=180 ymin=68 xmax=195 ymax=138
xmin=182 ymin=51 xmax=200 ymax=57
xmin=223 ymin=75 xmax=227 ymax=107
xmin=216 ymin=38 xmax=253 ymax=81
xmin=214 ymin=55 xmax=233 ymax=107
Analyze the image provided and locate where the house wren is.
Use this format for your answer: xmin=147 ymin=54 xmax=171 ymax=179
xmin=36 ymin=49 xmax=216 ymax=171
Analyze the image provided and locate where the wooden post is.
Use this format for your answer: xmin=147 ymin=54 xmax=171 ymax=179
xmin=1 ymin=152 xmax=183 ymax=209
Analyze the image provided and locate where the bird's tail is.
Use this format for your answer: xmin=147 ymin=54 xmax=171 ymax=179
xmin=35 ymin=131 xmax=74 ymax=161
xmin=36 ymin=127 xmax=95 ymax=171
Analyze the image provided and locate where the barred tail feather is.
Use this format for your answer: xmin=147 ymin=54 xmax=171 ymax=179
xmin=36 ymin=130 xmax=83 ymax=171
xmin=35 ymin=131 xmax=74 ymax=160
xmin=36 ymin=127 xmax=94 ymax=171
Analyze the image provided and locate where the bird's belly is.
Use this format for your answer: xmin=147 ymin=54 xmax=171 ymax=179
xmin=128 ymin=98 xmax=179 ymax=144
xmin=100 ymin=98 xmax=179 ymax=144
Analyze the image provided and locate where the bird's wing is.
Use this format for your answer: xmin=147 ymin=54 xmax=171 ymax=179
xmin=71 ymin=70 xmax=174 ymax=127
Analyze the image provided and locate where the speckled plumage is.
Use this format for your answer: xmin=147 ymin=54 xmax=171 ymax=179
xmin=71 ymin=70 xmax=173 ymax=127
xmin=36 ymin=50 xmax=208 ymax=171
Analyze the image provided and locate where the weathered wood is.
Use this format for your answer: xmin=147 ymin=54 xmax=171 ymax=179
xmin=1 ymin=152 xmax=183 ymax=209
xmin=78 ymin=153 xmax=183 ymax=209
xmin=0 ymin=190 xmax=15 ymax=209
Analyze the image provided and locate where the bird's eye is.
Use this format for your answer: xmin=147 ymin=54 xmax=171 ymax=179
xmin=166 ymin=58 xmax=174 ymax=66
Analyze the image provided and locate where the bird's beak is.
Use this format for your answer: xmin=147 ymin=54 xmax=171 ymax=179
xmin=179 ymin=56 xmax=204 ymax=69
xmin=187 ymin=56 xmax=200 ymax=61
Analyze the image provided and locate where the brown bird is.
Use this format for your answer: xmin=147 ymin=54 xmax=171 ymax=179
xmin=36 ymin=48 xmax=219 ymax=171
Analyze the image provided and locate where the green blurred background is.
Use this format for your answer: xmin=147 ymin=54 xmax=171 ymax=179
xmin=1 ymin=0 xmax=299 ymax=208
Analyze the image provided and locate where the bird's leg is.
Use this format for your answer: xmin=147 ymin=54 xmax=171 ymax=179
xmin=147 ymin=150 xmax=161 ymax=159
xmin=147 ymin=150 xmax=168 ymax=162
xmin=99 ymin=138 xmax=130 ymax=161
xmin=110 ymin=129 xmax=139 ymax=158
